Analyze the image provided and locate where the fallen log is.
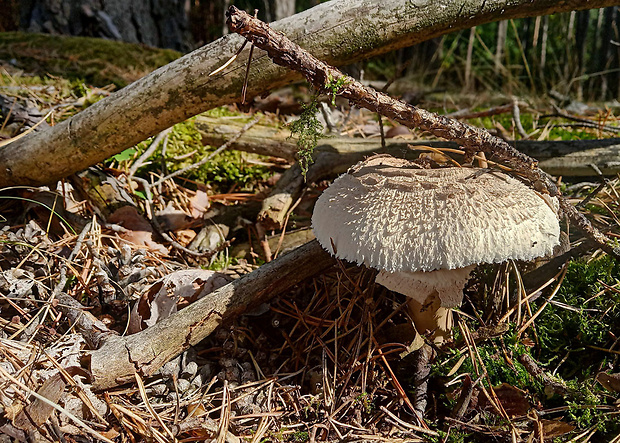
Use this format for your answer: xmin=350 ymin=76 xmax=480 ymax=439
xmin=198 ymin=115 xmax=620 ymax=228
xmin=196 ymin=115 xmax=620 ymax=177
xmin=2 ymin=0 xmax=619 ymax=187
xmin=87 ymin=240 xmax=335 ymax=390
xmin=231 ymin=227 xmax=315 ymax=259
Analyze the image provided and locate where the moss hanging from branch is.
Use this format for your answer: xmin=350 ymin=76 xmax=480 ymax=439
xmin=288 ymin=98 xmax=323 ymax=178
xmin=289 ymin=76 xmax=348 ymax=178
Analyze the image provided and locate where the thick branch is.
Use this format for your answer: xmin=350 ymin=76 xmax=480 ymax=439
xmin=87 ymin=240 xmax=335 ymax=390
xmin=196 ymin=116 xmax=620 ymax=176
xmin=1 ymin=0 xmax=619 ymax=186
xmin=226 ymin=7 xmax=620 ymax=260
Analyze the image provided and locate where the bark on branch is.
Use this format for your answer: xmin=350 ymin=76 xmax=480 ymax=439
xmin=1 ymin=0 xmax=619 ymax=187
xmin=226 ymin=6 xmax=620 ymax=260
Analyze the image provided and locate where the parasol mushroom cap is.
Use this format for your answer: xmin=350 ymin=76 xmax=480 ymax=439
xmin=312 ymin=155 xmax=560 ymax=274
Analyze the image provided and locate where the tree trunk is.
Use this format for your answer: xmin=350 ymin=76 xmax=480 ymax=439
xmin=564 ymin=11 xmax=577 ymax=84
xmin=188 ymin=0 xmax=230 ymax=46
xmin=273 ymin=0 xmax=296 ymax=20
xmin=19 ymin=0 xmax=192 ymax=51
xmin=539 ymin=15 xmax=548 ymax=80
xmin=575 ymin=10 xmax=590 ymax=100
xmin=0 ymin=0 xmax=19 ymax=31
xmin=2 ymin=0 xmax=619 ymax=188
xmin=464 ymin=27 xmax=476 ymax=90
xmin=594 ymin=8 xmax=605 ymax=99
xmin=602 ymin=7 xmax=620 ymax=99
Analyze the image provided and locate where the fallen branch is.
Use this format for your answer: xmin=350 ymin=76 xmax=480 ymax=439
xmin=196 ymin=115 xmax=620 ymax=176
xmin=257 ymin=163 xmax=307 ymax=230
xmin=518 ymin=354 xmax=580 ymax=399
xmin=1 ymin=0 xmax=618 ymax=187
xmin=446 ymin=103 xmax=515 ymax=120
xmin=544 ymin=108 xmax=620 ymax=134
xmin=228 ymin=8 xmax=539 ymax=177
xmin=231 ymin=227 xmax=315 ymax=259
xmin=226 ymin=7 xmax=620 ymax=260
xmin=512 ymin=100 xmax=529 ymax=139
xmin=87 ymin=240 xmax=335 ymax=390
xmin=128 ymin=128 xmax=172 ymax=176
xmin=199 ymin=116 xmax=620 ymax=228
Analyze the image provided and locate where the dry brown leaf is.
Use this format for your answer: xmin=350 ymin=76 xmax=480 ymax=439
xmin=128 ymin=269 xmax=232 ymax=334
xmin=155 ymin=202 xmax=194 ymax=231
xmin=175 ymin=229 xmax=197 ymax=246
xmin=100 ymin=428 xmax=122 ymax=440
xmin=190 ymin=188 xmax=210 ymax=219
xmin=540 ymin=419 xmax=575 ymax=440
xmin=477 ymin=383 xmax=530 ymax=417
xmin=13 ymin=372 xmax=66 ymax=431
xmin=108 ymin=205 xmax=168 ymax=254
xmin=596 ymin=372 xmax=620 ymax=392
xmin=385 ymin=125 xmax=411 ymax=138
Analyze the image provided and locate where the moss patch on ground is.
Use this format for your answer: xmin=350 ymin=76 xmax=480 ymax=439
xmin=432 ymin=253 xmax=620 ymax=441
xmin=0 ymin=32 xmax=180 ymax=88
xmin=111 ymin=119 xmax=271 ymax=193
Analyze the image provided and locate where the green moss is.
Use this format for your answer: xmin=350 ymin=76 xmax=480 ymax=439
xmin=288 ymin=431 xmax=309 ymax=442
xmin=288 ymin=98 xmax=323 ymax=178
xmin=204 ymin=107 xmax=245 ymax=118
xmin=0 ymin=32 xmax=180 ymax=88
xmin=331 ymin=21 xmax=383 ymax=60
xmin=435 ymin=263 xmax=620 ymax=439
xmin=116 ymin=118 xmax=271 ymax=192
xmin=354 ymin=392 xmax=373 ymax=414
xmin=429 ymin=430 xmax=472 ymax=443
xmin=207 ymin=255 xmax=239 ymax=271
xmin=324 ymin=75 xmax=349 ymax=105
xmin=431 ymin=254 xmax=620 ymax=439
xmin=472 ymin=112 xmax=602 ymax=140
xmin=536 ymin=255 xmax=620 ymax=374
xmin=437 ymin=327 xmax=544 ymax=394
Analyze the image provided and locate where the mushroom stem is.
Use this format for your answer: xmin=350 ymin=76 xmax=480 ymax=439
xmin=375 ymin=266 xmax=474 ymax=344
xmin=411 ymin=343 xmax=435 ymax=418
xmin=407 ymin=294 xmax=453 ymax=345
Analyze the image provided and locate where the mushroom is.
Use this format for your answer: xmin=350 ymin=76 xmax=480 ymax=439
xmin=311 ymin=155 xmax=561 ymax=344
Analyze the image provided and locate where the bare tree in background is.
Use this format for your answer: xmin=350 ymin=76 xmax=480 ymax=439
xmin=494 ymin=20 xmax=508 ymax=75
